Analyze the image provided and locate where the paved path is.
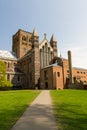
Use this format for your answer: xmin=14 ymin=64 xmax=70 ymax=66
xmin=11 ymin=90 xmax=57 ymax=130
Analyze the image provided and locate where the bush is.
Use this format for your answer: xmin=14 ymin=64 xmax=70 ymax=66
xmin=0 ymin=78 xmax=13 ymax=90
xmin=0 ymin=86 xmax=12 ymax=91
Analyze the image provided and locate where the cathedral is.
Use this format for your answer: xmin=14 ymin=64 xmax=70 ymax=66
xmin=0 ymin=28 xmax=87 ymax=89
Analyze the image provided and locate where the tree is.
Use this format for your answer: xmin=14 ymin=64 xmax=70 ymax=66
xmin=0 ymin=61 xmax=6 ymax=76
xmin=0 ymin=61 xmax=12 ymax=89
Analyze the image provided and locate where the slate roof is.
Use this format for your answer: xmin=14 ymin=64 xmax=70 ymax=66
xmin=0 ymin=50 xmax=17 ymax=60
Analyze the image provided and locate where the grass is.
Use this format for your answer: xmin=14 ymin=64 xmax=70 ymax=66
xmin=50 ymin=90 xmax=87 ymax=130
xmin=0 ymin=90 xmax=40 ymax=130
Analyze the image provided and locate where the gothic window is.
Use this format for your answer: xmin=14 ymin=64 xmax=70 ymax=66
xmin=42 ymin=46 xmax=44 ymax=67
xmin=48 ymin=48 xmax=51 ymax=63
xmin=45 ymin=43 xmax=47 ymax=53
xmin=43 ymin=44 xmax=47 ymax=66
xmin=40 ymin=49 xmax=42 ymax=66
xmin=44 ymin=70 xmax=48 ymax=80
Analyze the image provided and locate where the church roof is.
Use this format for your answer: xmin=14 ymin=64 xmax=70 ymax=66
xmin=0 ymin=50 xmax=17 ymax=60
xmin=42 ymin=63 xmax=61 ymax=69
xmin=39 ymin=38 xmax=53 ymax=51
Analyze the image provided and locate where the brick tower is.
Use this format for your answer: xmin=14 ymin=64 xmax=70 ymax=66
xmin=12 ymin=29 xmax=32 ymax=58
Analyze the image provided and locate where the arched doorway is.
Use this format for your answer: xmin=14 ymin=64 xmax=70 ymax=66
xmin=45 ymin=82 xmax=48 ymax=89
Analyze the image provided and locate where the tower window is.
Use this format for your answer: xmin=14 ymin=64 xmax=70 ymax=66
xmin=57 ymin=72 xmax=60 ymax=77
xmin=22 ymin=36 xmax=26 ymax=41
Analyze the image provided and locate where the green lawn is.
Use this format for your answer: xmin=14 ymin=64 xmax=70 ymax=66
xmin=51 ymin=90 xmax=87 ymax=130
xmin=0 ymin=90 xmax=40 ymax=130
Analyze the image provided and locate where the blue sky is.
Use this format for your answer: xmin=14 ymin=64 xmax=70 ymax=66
xmin=0 ymin=0 xmax=87 ymax=68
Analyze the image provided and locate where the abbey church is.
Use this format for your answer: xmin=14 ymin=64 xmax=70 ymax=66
xmin=0 ymin=28 xmax=87 ymax=89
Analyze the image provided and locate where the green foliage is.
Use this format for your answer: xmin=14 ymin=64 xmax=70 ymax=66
xmin=0 ymin=77 xmax=12 ymax=87
xmin=0 ymin=61 xmax=13 ymax=89
xmin=0 ymin=61 xmax=6 ymax=75
xmin=0 ymin=90 xmax=40 ymax=130
xmin=51 ymin=90 xmax=87 ymax=130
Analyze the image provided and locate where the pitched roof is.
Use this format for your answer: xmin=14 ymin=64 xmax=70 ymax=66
xmin=42 ymin=63 xmax=61 ymax=69
xmin=0 ymin=50 xmax=17 ymax=60
xmin=73 ymin=67 xmax=87 ymax=71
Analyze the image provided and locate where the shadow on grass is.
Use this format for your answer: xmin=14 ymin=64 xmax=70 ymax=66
xmin=0 ymin=104 xmax=28 ymax=130
xmin=11 ymin=103 xmax=57 ymax=130
xmin=0 ymin=104 xmax=57 ymax=130
xmin=53 ymin=103 xmax=87 ymax=130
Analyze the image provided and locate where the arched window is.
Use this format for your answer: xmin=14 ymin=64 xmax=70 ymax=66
xmin=22 ymin=36 xmax=26 ymax=41
xmin=42 ymin=46 xmax=44 ymax=67
xmin=48 ymin=47 xmax=51 ymax=64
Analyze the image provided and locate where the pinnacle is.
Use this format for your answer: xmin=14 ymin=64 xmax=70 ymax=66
xmin=51 ymin=34 xmax=57 ymax=42
xmin=33 ymin=28 xmax=39 ymax=37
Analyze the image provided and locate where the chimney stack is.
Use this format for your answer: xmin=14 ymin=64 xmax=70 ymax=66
xmin=68 ymin=51 xmax=73 ymax=84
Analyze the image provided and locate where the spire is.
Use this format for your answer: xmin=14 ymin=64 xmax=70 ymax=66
xmin=44 ymin=33 xmax=46 ymax=39
xmin=33 ymin=28 xmax=39 ymax=37
xmin=50 ymin=34 xmax=57 ymax=42
xmin=60 ymin=53 xmax=62 ymax=58
xmin=60 ymin=53 xmax=63 ymax=61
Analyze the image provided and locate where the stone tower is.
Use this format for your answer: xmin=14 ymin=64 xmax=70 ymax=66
xmin=32 ymin=28 xmax=40 ymax=88
xmin=12 ymin=29 xmax=32 ymax=58
xmin=50 ymin=34 xmax=58 ymax=57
